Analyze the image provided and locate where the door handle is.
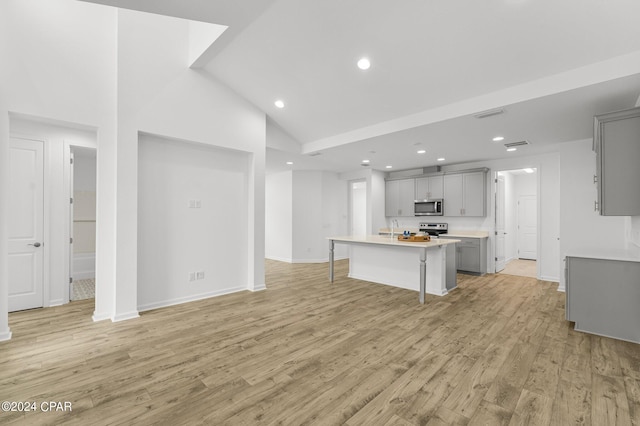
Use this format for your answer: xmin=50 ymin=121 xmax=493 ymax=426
xmin=28 ymin=242 xmax=41 ymax=247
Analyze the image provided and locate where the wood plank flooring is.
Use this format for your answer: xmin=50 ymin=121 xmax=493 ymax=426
xmin=1 ymin=259 xmax=638 ymax=425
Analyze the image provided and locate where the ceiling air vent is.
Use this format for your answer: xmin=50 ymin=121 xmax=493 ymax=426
xmin=504 ymin=140 xmax=530 ymax=148
xmin=308 ymin=152 xmax=322 ymax=157
xmin=422 ymin=166 xmax=441 ymax=174
xmin=473 ymin=108 xmax=504 ymax=119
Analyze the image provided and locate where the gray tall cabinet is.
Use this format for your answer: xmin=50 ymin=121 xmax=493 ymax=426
xmin=593 ymin=106 xmax=640 ymax=215
xmin=385 ymin=179 xmax=415 ymax=217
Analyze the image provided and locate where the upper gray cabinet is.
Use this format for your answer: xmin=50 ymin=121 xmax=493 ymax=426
xmin=385 ymin=178 xmax=415 ymax=217
xmin=415 ymin=175 xmax=444 ymax=200
xmin=594 ymin=106 xmax=640 ymax=216
xmin=443 ymin=171 xmax=487 ymax=217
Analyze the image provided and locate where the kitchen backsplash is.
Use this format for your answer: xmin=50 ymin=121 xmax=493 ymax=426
xmin=386 ymin=216 xmax=490 ymax=232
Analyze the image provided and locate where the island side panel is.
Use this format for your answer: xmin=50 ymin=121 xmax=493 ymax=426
xmin=348 ymin=244 xmax=448 ymax=296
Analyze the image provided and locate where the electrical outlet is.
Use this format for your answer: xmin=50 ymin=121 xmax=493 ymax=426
xmin=188 ymin=200 xmax=196 ymax=208
xmin=196 ymin=271 xmax=205 ymax=280
xmin=188 ymin=272 xmax=196 ymax=282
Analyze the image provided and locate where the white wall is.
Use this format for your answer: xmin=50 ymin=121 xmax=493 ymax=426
xmin=291 ymin=171 xmax=348 ymax=262
xmin=265 ymin=170 xmax=348 ymax=263
xmin=137 ymin=134 xmax=249 ymax=311
xmin=265 ymin=171 xmax=293 ymax=262
xmin=73 ymin=150 xmax=97 ymax=191
xmin=117 ymin=9 xmax=267 ymax=308
xmin=370 ymin=170 xmax=387 ymax=233
xmin=322 ymin=171 xmax=349 ymax=258
xmin=515 ymin=172 xmax=536 ymax=196
xmin=292 ymin=171 xmax=324 ymax=261
xmin=351 ymin=181 xmax=367 ymax=236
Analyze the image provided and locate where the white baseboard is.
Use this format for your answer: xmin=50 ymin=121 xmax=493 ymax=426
xmin=0 ymin=330 xmax=12 ymax=341
xmin=112 ymin=311 xmax=140 ymax=322
xmin=292 ymin=256 xmax=348 ymax=264
xmin=249 ymin=283 xmax=267 ymax=292
xmin=92 ymin=311 xmax=111 ymax=322
xmin=266 ymin=256 xmax=348 ymax=264
xmin=73 ymin=252 xmax=95 ymax=280
xmin=48 ymin=299 xmax=64 ymax=307
xmin=265 ymin=255 xmax=293 ymax=263
xmin=137 ymin=286 xmax=246 ymax=313
xmin=540 ymin=275 xmax=559 ymax=283
xmin=557 ymin=285 xmax=566 ymax=292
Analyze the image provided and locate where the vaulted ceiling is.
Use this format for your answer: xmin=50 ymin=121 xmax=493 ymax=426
xmin=82 ymin=0 xmax=640 ymax=172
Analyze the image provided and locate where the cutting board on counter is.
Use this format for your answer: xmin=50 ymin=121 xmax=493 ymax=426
xmin=397 ymin=235 xmax=431 ymax=242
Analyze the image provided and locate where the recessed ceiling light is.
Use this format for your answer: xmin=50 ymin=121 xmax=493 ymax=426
xmin=437 ymin=157 xmax=445 ymax=162
xmin=286 ymin=161 xmax=293 ymax=165
xmin=362 ymin=159 xmax=370 ymax=163
xmin=385 ymin=165 xmax=392 ymax=169
xmin=506 ymin=147 xmax=517 ymax=152
xmin=274 ymin=100 xmax=285 ymax=109
xmin=523 ymin=168 xmax=534 ymax=173
xmin=492 ymin=136 xmax=504 ymax=142
xmin=357 ymin=57 xmax=371 ymax=70
xmin=417 ymin=150 xmax=426 ymax=154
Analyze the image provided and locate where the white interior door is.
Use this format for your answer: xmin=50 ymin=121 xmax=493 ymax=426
xmin=8 ymin=137 xmax=45 ymax=312
xmin=69 ymin=151 xmax=75 ymax=300
xmin=495 ymin=174 xmax=506 ymax=272
xmin=518 ymin=195 xmax=537 ymax=260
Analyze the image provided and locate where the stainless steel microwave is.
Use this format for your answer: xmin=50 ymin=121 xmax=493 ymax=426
xmin=414 ymin=199 xmax=443 ymax=216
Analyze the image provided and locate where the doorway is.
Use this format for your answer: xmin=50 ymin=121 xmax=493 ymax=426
xmin=7 ymin=114 xmax=98 ymax=321
xmin=69 ymin=147 xmax=97 ymax=301
xmin=494 ymin=168 xmax=538 ymax=278
xmin=349 ymin=180 xmax=367 ymax=236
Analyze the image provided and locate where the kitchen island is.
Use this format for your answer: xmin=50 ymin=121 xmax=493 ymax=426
xmin=328 ymin=235 xmax=459 ymax=304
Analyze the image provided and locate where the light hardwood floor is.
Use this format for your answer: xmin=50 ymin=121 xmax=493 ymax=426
xmin=2 ymin=260 xmax=639 ymax=425
xmin=499 ymin=259 xmax=537 ymax=279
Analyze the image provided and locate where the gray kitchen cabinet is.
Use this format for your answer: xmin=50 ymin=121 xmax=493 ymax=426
xmin=593 ymin=106 xmax=640 ymax=215
xmin=454 ymin=237 xmax=487 ymax=275
xmin=443 ymin=171 xmax=487 ymax=217
xmin=415 ymin=175 xmax=444 ymax=200
xmin=565 ymin=256 xmax=640 ymax=343
xmin=385 ymin=178 xmax=415 ymax=217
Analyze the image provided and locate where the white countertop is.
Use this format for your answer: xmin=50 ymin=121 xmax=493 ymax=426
xmin=330 ymin=235 xmax=460 ymax=248
xmin=566 ymin=245 xmax=640 ymax=262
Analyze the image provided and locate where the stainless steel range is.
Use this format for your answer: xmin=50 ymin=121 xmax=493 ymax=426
xmin=419 ymin=222 xmax=448 ymax=238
